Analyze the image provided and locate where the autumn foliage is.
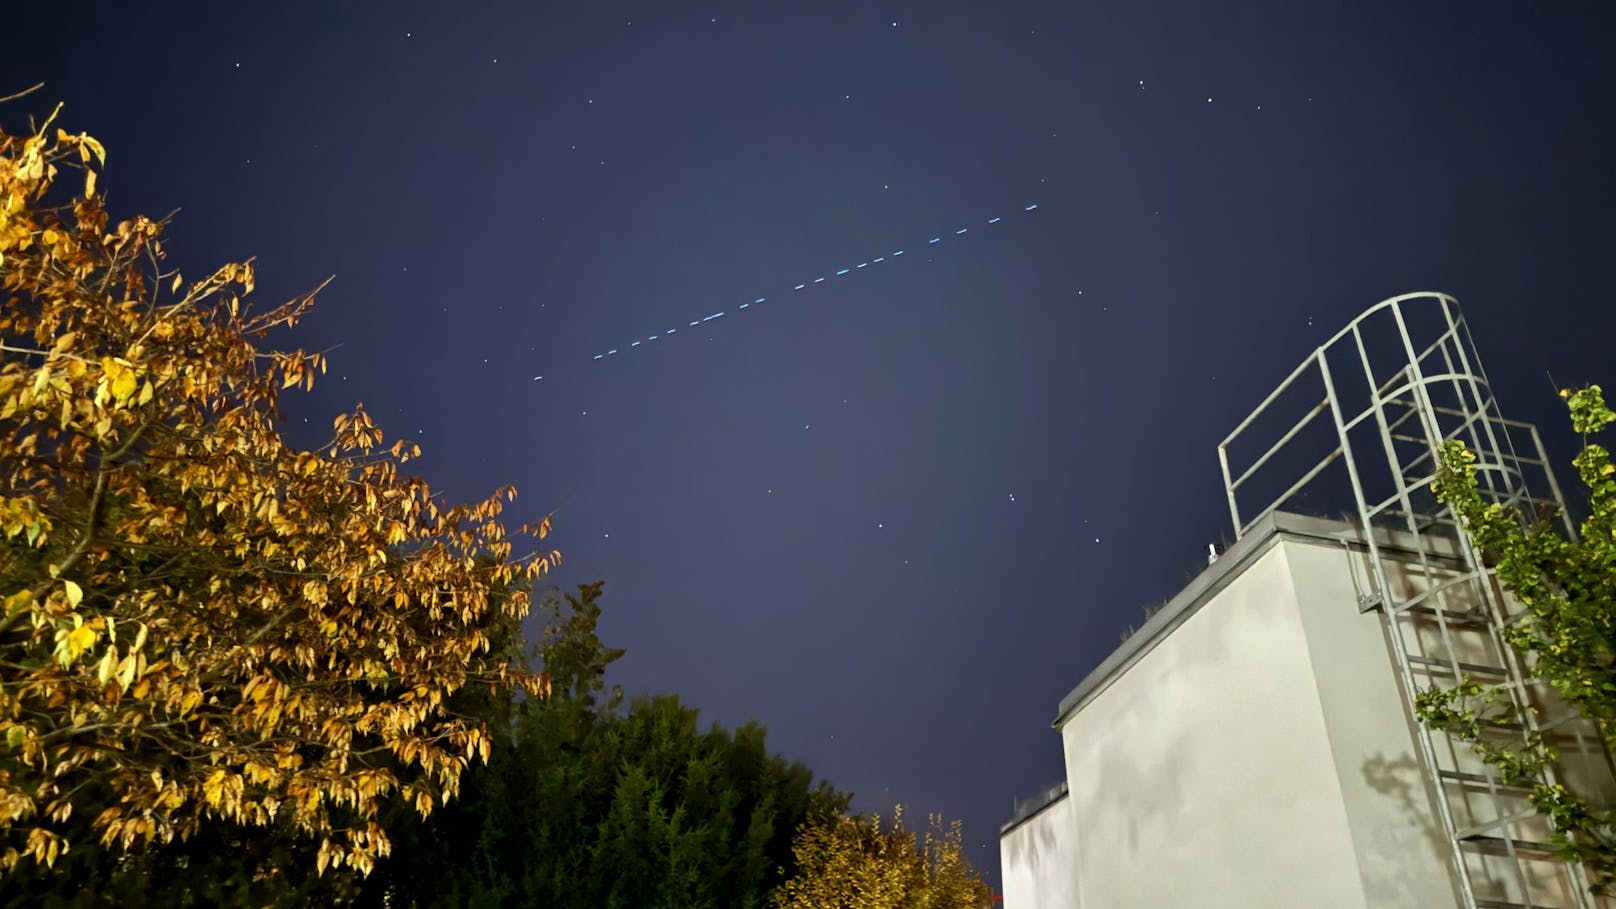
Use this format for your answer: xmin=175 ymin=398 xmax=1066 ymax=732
xmin=772 ymin=806 xmax=991 ymax=909
xmin=0 ymin=104 xmax=557 ymax=877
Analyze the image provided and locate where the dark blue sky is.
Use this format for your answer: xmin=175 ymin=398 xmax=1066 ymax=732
xmin=10 ymin=0 xmax=1615 ymax=887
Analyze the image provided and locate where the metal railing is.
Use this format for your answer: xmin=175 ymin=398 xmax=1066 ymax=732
xmin=1218 ymin=292 xmax=1608 ymax=909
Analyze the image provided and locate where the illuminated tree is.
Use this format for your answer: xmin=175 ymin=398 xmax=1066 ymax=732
xmin=772 ymin=806 xmax=990 ymax=909
xmin=1419 ymin=385 xmax=1616 ymax=894
xmin=0 ymin=103 xmax=558 ymax=877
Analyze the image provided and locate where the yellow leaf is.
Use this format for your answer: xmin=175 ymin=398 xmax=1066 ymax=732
xmin=4 ymin=590 xmax=34 ymax=617
xmin=81 ymin=134 xmax=106 ymax=166
xmin=117 ymin=655 xmax=139 ymax=690
xmin=112 ymin=368 xmax=137 ymax=403
xmin=95 ymin=647 xmax=117 ymax=684
xmin=63 ymin=579 xmax=82 ymax=608
xmin=84 ymin=168 xmax=96 ymax=198
xmin=202 ymin=768 xmax=228 ymax=808
xmin=64 ymin=623 xmax=97 ymax=661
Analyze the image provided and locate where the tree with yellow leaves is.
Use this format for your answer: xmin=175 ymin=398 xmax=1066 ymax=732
xmin=772 ymin=806 xmax=991 ymax=909
xmin=0 ymin=98 xmax=558 ymax=879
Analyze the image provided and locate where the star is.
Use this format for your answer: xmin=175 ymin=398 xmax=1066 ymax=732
xmin=877 ymin=523 xmax=884 ymax=529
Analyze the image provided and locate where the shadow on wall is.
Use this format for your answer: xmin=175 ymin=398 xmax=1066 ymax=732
xmin=1360 ymin=751 xmax=1451 ymax=903
xmin=1002 ymin=798 xmax=1064 ymax=878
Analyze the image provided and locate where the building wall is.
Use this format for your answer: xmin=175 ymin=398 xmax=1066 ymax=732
xmin=1000 ymin=792 xmax=1079 ymax=909
xmin=1010 ymin=513 xmax=1616 ymax=906
xmin=1058 ymin=541 xmax=1372 ymax=908
xmin=1282 ymin=538 xmax=1457 ymax=907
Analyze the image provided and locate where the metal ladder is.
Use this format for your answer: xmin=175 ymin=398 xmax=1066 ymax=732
xmin=1218 ymin=294 xmax=1612 ymax=908
xmin=1327 ymin=316 xmax=1600 ymax=909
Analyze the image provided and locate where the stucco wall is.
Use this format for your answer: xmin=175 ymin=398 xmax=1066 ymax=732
xmin=1018 ymin=514 xmax=1616 ymax=907
xmin=1000 ymin=792 xmax=1079 ymax=909
xmin=1282 ymin=538 xmax=1457 ymax=907
xmin=1059 ymin=541 xmax=1371 ymax=908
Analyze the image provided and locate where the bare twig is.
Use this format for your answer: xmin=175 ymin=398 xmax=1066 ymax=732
xmin=0 ymin=82 xmax=45 ymax=105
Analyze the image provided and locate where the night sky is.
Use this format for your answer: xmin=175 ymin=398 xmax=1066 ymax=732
xmin=9 ymin=1 xmax=1616 ymax=888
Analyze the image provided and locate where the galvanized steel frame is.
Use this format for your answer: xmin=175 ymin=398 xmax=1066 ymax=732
xmin=1218 ymin=292 xmax=1602 ymax=909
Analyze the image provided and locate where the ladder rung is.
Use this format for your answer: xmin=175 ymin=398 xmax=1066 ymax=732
xmin=1455 ymin=712 xmax=1585 ymax=736
xmin=1437 ymin=770 xmax=1532 ymax=792
xmin=1407 ymin=655 xmax=1511 ymax=678
xmin=1473 ymin=901 xmax=1550 ymax=909
xmin=1540 ymin=711 xmax=1587 ymax=733
xmin=1395 ymin=604 xmax=1491 ymax=626
xmin=1458 ymin=834 xmax=1561 ymax=859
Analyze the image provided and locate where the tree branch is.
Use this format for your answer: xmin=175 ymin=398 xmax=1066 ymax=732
xmin=0 ymin=82 xmax=44 ymax=105
xmin=2 ymin=420 xmax=153 ymax=636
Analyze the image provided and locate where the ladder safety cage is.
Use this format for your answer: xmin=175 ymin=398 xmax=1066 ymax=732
xmin=1218 ymin=292 xmax=1611 ymax=909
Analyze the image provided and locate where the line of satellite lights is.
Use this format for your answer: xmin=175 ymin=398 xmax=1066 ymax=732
xmin=589 ymin=203 xmax=1042 ymax=362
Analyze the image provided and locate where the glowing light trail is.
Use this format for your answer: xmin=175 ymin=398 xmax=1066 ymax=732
xmin=591 ymin=202 xmax=1038 ymax=361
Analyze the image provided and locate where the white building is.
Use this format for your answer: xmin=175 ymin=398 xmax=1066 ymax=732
xmin=1001 ymin=294 xmax=1616 ymax=909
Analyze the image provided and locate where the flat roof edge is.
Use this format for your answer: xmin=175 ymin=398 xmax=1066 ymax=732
xmin=999 ymin=780 xmax=1069 ymax=836
xmin=1051 ymin=511 xmax=1386 ymax=729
